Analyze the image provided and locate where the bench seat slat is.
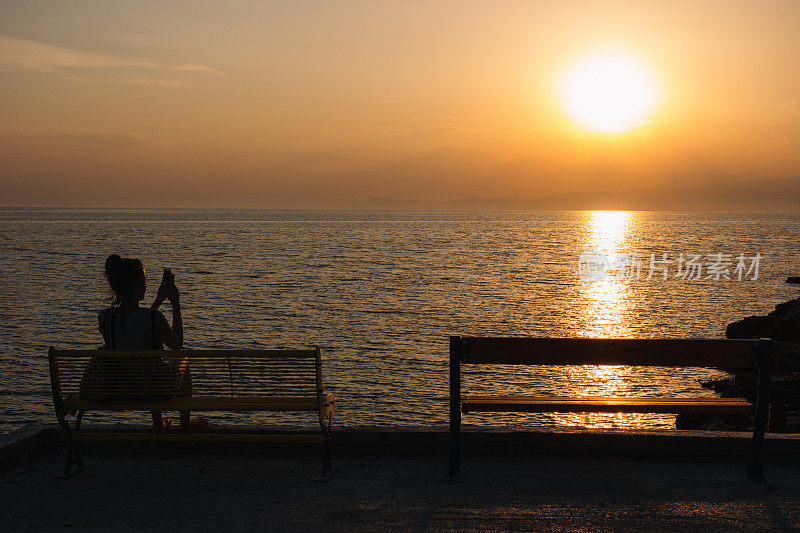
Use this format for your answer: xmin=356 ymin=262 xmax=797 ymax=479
xmin=462 ymin=396 xmax=754 ymax=415
xmin=466 ymin=395 xmax=749 ymax=403
xmin=64 ymin=396 xmax=319 ymax=412
xmin=51 ymin=349 xmax=318 ymax=359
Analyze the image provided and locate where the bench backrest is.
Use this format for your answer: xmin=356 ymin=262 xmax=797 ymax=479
xmin=49 ymin=348 xmax=323 ymax=403
xmin=451 ymin=337 xmax=768 ymax=368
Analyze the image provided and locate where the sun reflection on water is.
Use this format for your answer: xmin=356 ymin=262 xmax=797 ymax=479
xmin=578 ymin=211 xmax=633 ymax=338
xmin=586 ymin=210 xmax=630 ymax=257
xmin=467 ymin=210 xmax=679 ymax=430
xmin=565 ymin=210 xmax=664 ymax=428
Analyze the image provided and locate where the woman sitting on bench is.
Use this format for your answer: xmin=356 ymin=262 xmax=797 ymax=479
xmin=84 ymin=253 xmax=201 ymax=433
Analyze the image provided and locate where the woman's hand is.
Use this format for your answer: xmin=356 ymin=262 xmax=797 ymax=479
xmin=161 ymin=280 xmax=183 ymax=349
xmin=152 ymin=281 xmax=169 ymax=310
xmin=167 ymin=282 xmax=180 ymax=305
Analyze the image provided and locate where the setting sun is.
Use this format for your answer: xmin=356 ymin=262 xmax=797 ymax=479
xmin=560 ymin=52 xmax=658 ymax=133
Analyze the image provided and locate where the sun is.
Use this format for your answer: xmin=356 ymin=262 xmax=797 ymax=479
xmin=560 ymin=52 xmax=658 ymax=133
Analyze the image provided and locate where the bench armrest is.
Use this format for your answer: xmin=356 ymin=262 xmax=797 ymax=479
xmin=323 ymin=392 xmax=335 ymax=418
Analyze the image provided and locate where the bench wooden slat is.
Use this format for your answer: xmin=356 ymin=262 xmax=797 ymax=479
xmin=466 ymin=395 xmax=749 ymax=403
xmin=462 ymin=337 xmax=758 ymax=367
xmin=50 ymin=349 xmax=322 ymax=402
xmin=64 ymin=396 xmax=319 ymax=412
xmin=51 ymin=349 xmax=318 ymax=359
xmin=73 ymin=433 xmax=324 ymax=443
xmin=462 ymin=396 xmax=754 ymax=415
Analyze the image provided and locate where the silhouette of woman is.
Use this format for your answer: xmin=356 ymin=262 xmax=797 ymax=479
xmin=94 ymin=254 xmax=199 ymax=432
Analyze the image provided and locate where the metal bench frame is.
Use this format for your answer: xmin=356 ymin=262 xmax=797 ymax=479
xmin=448 ymin=336 xmax=772 ymax=483
xmin=49 ymin=347 xmax=335 ymax=480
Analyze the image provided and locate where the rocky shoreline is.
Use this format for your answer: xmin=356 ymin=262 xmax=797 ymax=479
xmin=683 ymin=297 xmax=800 ymax=432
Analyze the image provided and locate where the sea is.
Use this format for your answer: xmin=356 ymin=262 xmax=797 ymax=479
xmin=1 ymin=208 xmax=798 ymax=434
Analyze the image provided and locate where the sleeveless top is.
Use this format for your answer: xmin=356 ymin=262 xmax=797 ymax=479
xmin=98 ymin=307 xmax=165 ymax=350
xmin=81 ymin=307 xmax=175 ymax=401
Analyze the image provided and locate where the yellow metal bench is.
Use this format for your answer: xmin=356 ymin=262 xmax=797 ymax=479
xmin=48 ymin=347 xmax=335 ymax=479
xmin=449 ymin=337 xmax=772 ymax=484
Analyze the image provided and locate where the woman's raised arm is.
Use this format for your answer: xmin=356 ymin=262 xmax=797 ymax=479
xmin=158 ymin=283 xmax=183 ymax=350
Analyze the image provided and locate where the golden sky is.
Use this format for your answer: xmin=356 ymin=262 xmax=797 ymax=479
xmin=1 ymin=1 xmax=799 ymax=207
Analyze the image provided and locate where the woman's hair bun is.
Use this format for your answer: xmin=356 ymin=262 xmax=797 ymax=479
xmin=105 ymin=253 xmax=122 ymax=277
xmin=103 ymin=254 xmax=144 ymax=306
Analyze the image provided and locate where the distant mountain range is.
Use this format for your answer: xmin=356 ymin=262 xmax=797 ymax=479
xmin=349 ymin=176 xmax=800 ymax=211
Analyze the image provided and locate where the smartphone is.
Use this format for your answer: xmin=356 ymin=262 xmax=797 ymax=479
xmin=162 ymin=268 xmax=174 ymax=289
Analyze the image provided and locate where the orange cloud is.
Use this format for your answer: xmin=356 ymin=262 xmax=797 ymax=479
xmin=0 ymin=36 xmax=222 ymax=76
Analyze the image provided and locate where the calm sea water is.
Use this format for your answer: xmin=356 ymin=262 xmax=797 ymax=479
xmin=1 ymin=208 xmax=798 ymax=434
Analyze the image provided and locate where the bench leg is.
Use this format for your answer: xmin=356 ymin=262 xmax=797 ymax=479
xmin=63 ymin=434 xmax=76 ymax=476
xmin=73 ymin=410 xmax=86 ymax=469
xmin=55 ymin=410 xmax=76 ymax=475
xmin=449 ymin=336 xmax=461 ymax=481
xmin=748 ymin=415 xmax=771 ymax=490
xmin=748 ymin=341 xmax=772 ymax=490
xmin=56 ymin=410 xmax=90 ymax=477
xmin=316 ymin=433 xmax=333 ymax=482
xmin=449 ymin=416 xmax=460 ymax=481
xmin=315 ymin=403 xmax=334 ymax=483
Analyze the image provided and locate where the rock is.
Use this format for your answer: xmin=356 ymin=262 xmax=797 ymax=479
xmin=703 ymin=417 xmax=733 ymax=431
xmin=788 ymin=411 xmax=800 ymax=433
xmin=675 ymin=413 xmax=703 ymax=429
xmin=725 ymin=297 xmax=800 ymax=342
xmin=725 ymin=316 xmax=772 ymax=339
xmin=699 ymin=377 xmax=733 ymax=394
xmin=720 ymin=298 xmax=800 ymax=433
xmin=726 ymin=297 xmax=800 ymax=339
xmin=772 ymin=342 xmax=800 ymax=373
xmin=675 ymin=412 xmax=751 ymax=431
xmin=714 ymin=370 xmax=800 ymax=405
xmin=767 ymin=373 xmax=800 ymax=407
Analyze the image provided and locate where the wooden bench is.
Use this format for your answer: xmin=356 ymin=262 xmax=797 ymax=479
xmin=48 ymin=347 xmax=335 ymax=480
xmin=449 ymin=336 xmax=772 ymax=483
